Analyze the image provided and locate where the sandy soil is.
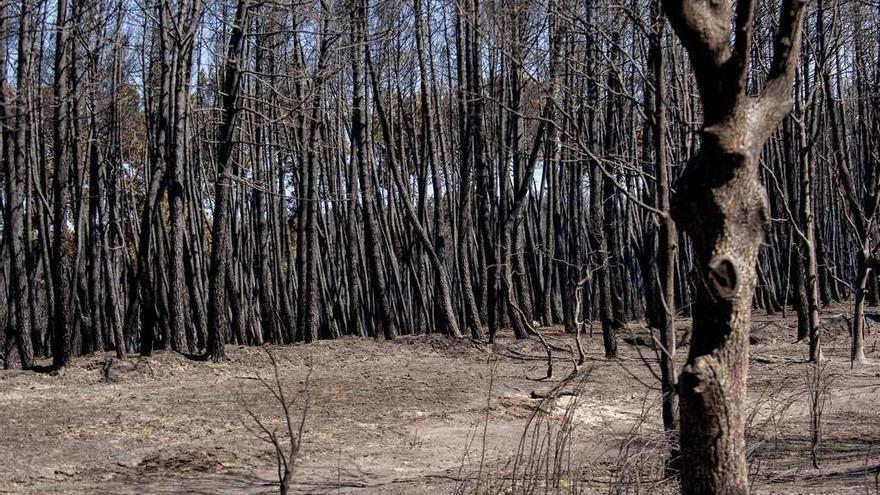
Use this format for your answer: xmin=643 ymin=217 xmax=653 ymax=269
xmin=1 ymin=307 xmax=878 ymax=494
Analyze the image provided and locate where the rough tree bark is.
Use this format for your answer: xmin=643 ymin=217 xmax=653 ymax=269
xmin=794 ymin=88 xmax=822 ymax=362
xmin=2 ymin=0 xmax=35 ymax=369
xmin=161 ymin=0 xmax=203 ymax=354
xmin=207 ymin=0 xmax=251 ymax=361
xmin=51 ymin=0 xmax=73 ymax=368
xmin=663 ymin=0 xmax=807 ymax=492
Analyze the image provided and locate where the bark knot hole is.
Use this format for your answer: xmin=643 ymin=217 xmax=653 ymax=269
xmin=681 ymin=356 xmax=718 ymax=395
xmin=708 ymin=256 xmax=738 ymax=300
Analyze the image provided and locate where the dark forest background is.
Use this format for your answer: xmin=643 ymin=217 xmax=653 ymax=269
xmin=0 ymin=0 xmax=876 ymax=371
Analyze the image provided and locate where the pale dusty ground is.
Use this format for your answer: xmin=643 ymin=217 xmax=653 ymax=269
xmin=1 ymin=306 xmax=878 ymax=494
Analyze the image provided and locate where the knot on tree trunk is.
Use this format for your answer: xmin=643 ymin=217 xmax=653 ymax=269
xmin=679 ymin=355 xmax=720 ymax=396
xmin=708 ymin=256 xmax=739 ymax=300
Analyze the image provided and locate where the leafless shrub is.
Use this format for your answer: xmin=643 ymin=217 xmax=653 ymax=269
xmin=241 ymin=350 xmax=311 ymax=495
xmin=742 ymin=360 xmax=837 ymax=485
xmin=805 ymin=360 xmax=835 ymax=469
xmin=744 ymin=379 xmax=800 ymax=462
xmin=508 ymin=372 xmax=590 ymax=494
xmin=456 ymin=369 xmax=594 ymax=495
xmin=454 ymin=358 xmax=501 ymax=494
xmin=457 ymin=362 xmax=685 ymax=495
xmin=604 ymin=394 xmax=677 ymax=495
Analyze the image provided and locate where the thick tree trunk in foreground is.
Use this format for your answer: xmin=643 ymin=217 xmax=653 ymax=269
xmin=674 ymin=135 xmax=765 ymax=493
xmin=664 ymin=0 xmax=806 ymax=492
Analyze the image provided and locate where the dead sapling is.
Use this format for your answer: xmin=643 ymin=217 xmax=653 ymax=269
xmin=805 ymin=359 xmax=835 ymax=469
xmin=241 ymin=350 xmax=312 ymax=495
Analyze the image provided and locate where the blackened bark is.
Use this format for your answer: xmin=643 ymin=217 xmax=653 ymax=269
xmin=208 ymin=0 xmax=251 ymax=361
xmin=1 ymin=0 xmax=34 ymax=369
xmin=51 ymin=0 xmax=73 ymax=368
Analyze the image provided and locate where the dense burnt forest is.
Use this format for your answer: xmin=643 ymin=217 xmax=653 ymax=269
xmin=0 ymin=0 xmax=878 ymax=492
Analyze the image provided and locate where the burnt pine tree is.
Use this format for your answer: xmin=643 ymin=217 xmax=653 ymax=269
xmin=50 ymin=0 xmax=74 ymax=368
xmin=649 ymin=0 xmax=678 ymax=467
xmin=1 ymin=0 xmax=34 ymax=370
xmin=207 ymin=0 xmax=252 ymax=361
xmin=662 ymin=0 xmax=807 ymax=492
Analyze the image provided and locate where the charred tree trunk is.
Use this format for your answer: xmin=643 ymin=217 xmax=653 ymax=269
xmin=50 ymin=0 xmax=73 ymax=368
xmin=650 ymin=0 xmax=679 ymax=465
xmin=207 ymin=0 xmax=251 ymax=361
xmin=2 ymin=1 xmax=35 ymax=369
xmin=663 ymin=0 xmax=807 ymax=492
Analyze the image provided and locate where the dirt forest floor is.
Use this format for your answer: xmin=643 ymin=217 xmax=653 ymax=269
xmin=1 ymin=306 xmax=879 ymax=494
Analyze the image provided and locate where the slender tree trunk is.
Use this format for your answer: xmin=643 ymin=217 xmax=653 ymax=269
xmin=1 ymin=0 xmax=34 ymax=369
xmin=796 ymin=96 xmax=822 ymax=362
xmin=651 ymin=0 xmax=678 ymax=462
xmin=207 ymin=0 xmax=251 ymax=361
xmin=851 ymin=248 xmax=870 ymax=363
xmin=51 ymin=0 xmax=73 ymax=368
